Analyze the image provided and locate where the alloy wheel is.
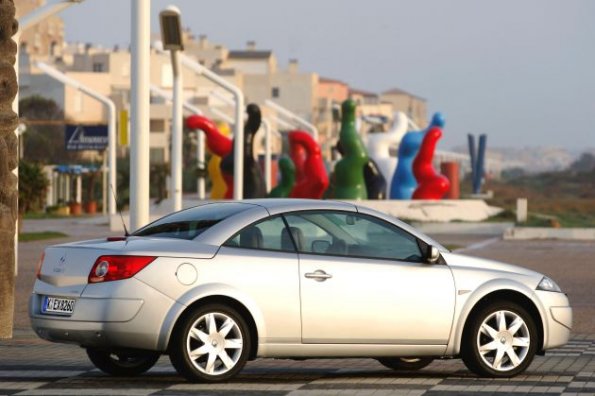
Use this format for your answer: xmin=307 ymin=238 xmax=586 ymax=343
xmin=476 ymin=310 xmax=530 ymax=372
xmin=185 ymin=312 xmax=244 ymax=376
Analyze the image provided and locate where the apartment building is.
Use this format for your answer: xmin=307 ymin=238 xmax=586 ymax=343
xmin=16 ymin=0 xmax=64 ymax=57
xmin=16 ymin=3 xmax=429 ymax=169
xmin=381 ymin=87 xmax=428 ymax=129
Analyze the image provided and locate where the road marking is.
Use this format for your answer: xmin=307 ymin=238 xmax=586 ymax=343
xmin=455 ymin=237 xmax=501 ymax=253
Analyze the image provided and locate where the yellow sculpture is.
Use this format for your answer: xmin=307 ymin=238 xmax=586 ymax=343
xmin=208 ymin=121 xmax=231 ymax=199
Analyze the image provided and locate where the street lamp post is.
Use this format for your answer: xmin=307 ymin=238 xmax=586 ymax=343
xmin=130 ymin=0 xmax=151 ymax=231
xmin=35 ymin=61 xmax=117 ymax=221
xmin=149 ymin=84 xmax=206 ymax=200
xmin=159 ymin=5 xmax=184 ymax=211
xmin=154 ymin=46 xmax=245 ymax=199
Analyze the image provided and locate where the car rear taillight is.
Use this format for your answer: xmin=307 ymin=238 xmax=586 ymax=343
xmin=88 ymin=255 xmax=156 ymax=283
xmin=35 ymin=252 xmax=45 ymax=280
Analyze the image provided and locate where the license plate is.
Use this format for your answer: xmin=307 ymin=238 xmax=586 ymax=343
xmin=42 ymin=296 xmax=76 ymax=315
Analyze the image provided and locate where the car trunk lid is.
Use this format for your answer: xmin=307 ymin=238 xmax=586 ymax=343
xmin=38 ymin=237 xmax=219 ymax=292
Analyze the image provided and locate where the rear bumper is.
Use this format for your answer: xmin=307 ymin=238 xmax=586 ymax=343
xmin=29 ymin=280 xmax=175 ymax=351
xmin=30 ymin=295 xmax=152 ymax=350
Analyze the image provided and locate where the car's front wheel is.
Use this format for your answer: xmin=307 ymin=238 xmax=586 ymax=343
xmin=462 ymin=301 xmax=538 ymax=377
xmin=377 ymin=357 xmax=433 ymax=371
xmin=169 ymin=304 xmax=251 ymax=382
xmin=86 ymin=348 xmax=160 ymax=376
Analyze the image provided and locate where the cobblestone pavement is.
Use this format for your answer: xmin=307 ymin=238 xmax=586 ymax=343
xmin=4 ymin=218 xmax=594 ymax=395
xmin=1 ymin=329 xmax=595 ymax=395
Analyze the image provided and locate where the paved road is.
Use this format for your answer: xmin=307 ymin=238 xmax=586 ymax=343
xmin=3 ymin=217 xmax=594 ymax=395
xmin=1 ymin=329 xmax=594 ymax=395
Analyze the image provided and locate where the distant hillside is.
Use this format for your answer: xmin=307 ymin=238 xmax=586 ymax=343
xmin=452 ymin=146 xmax=595 ymax=173
xmin=483 ymin=153 xmax=595 ymax=227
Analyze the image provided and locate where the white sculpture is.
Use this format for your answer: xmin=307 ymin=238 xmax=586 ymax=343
xmin=365 ymin=111 xmax=408 ymax=194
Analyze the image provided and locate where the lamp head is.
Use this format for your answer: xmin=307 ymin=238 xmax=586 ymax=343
xmin=159 ymin=6 xmax=184 ymax=51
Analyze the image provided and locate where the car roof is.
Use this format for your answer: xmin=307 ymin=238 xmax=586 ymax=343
xmin=238 ymin=198 xmax=357 ymax=215
xmin=195 ymin=199 xmax=356 ymax=246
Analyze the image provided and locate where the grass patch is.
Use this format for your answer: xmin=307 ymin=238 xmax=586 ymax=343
xmin=19 ymin=231 xmax=68 ymax=242
xmin=483 ymin=174 xmax=595 ymax=228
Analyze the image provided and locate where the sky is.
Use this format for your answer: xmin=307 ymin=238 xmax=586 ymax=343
xmin=58 ymin=0 xmax=595 ymax=151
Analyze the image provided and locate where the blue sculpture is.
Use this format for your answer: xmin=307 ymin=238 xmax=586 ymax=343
xmin=389 ymin=112 xmax=445 ymax=199
xmin=468 ymin=133 xmax=487 ymax=195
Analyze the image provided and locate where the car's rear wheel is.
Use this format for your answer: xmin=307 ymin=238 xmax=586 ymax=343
xmin=462 ymin=301 xmax=538 ymax=377
xmin=377 ymin=357 xmax=433 ymax=371
xmin=169 ymin=304 xmax=251 ymax=382
xmin=86 ymin=348 xmax=160 ymax=376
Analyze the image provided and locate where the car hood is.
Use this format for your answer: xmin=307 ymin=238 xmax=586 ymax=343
xmin=442 ymin=252 xmax=542 ymax=279
xmin=55 ymin=236 xmax=218 ymax=259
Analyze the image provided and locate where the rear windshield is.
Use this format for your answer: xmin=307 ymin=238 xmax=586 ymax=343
xmin=132 ymin=203 xmax=252 ymax=240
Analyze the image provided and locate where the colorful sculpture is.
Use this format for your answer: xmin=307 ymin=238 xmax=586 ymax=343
xmin=389 ymin=112 xmax=445 ymax=199
xmin=208 ymin=122 xmax=231 ymax=199
xmin=220 ymin=103 xmax=267 ymax=199
xmin=186 ymin=116 xmax=232 ymax=199
xmin=365 ymin=111 xmax=408 ymax=195
xmin=186 ymin=115 xmax=232 ymax=156
xmin=331 ymin=99 xmax=368 ymax=199
xmin=288 ymin=130 xmax=329 ymax=199
xmin=468 ymin=134 xmax=487 ymax=195
xmin=268 ymin=156 xmax=296 ymax=198
xmin=364 ymin=158 xmax=387 ymax=200
xmin=336 ymin=140 xmax=386 ymax=200
xmin=412 ymin=127 xmax=450 ymax=199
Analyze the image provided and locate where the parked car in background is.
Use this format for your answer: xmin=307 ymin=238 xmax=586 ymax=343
xmin=30 ymin=199 xmax=572 ymax=382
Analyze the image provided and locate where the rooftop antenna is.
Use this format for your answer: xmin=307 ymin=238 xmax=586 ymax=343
xmin=110 ymin=184 xmax=129 ymax=236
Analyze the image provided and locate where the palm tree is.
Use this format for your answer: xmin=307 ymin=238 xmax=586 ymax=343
xmin=0 ymin=0 xmax=19 ymax=339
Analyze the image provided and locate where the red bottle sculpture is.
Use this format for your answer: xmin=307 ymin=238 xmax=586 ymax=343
xmin=186 ymin=115 xmax=232 ymax=157
xmin=288 ymin=130 xmax=329 ymax=199
xmin=186 ymin=115 xmax=233 ymax=198
xmin=412 ymin=127 xmax=450 ymax=200
xmin=186 ymin=115 xmax=234 ymax=198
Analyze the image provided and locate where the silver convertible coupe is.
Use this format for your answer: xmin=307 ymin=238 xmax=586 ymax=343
xmin=30 ymin=199 xmax=572 ymax=382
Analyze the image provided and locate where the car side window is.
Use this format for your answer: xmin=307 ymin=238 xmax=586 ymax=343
xmin=284 ymin=211 xmax=423 ymax=262
xmin=223 ymin=216 xmax=296 ymax=253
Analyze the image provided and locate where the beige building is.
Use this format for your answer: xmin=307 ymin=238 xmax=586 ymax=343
xmin=16 ymin=0 xmax=65 ymax=57
xmin=183 ymin=33 xmax=228 ymax=69
xmin=349 ymin=88 xmax=394 ymax=137
xmin=381 ymin=88 xmax=428 ymax=128
xmin=222 ymin=41 xmax=277 ymax=75
xmin=314 ymin=78 xmax=349 ymax=157
xmin=18 ymin=8 xmax=432 ymax=173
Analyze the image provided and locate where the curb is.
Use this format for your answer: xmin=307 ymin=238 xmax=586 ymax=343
xmin=504 ymin=227 xmax=595 ymax=241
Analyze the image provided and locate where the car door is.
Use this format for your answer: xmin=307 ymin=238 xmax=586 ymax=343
xmin=284 ymin=211 xmax=456 ymax=345
xmin=217 ymin=215 xmax=302 ymax=344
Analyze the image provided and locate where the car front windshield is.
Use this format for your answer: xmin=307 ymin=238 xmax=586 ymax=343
xmin=132 ymin=203 xmax=252 ymax=240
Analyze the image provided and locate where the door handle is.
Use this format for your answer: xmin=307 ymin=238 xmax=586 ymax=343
xmin=305 ymin=270 xmax=332 ymax=282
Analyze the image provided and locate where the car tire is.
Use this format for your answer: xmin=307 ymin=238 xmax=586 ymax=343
xmin=86 ymin=348 xmax=160 ymax=376
xmin=169 ymin=304 xmax=251 ymax=382
xmin=461 ymin=301 xmax=538 ymax=377
xmin=377 ymin=357 xmax=434 ymax=371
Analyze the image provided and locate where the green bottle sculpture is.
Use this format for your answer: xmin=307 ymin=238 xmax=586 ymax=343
xmin=268 ymin=156 xmax=296 ymax=198
xmin=332 ymin=99 xmax=368 ymax=199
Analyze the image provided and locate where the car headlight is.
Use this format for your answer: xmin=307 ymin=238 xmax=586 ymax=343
xmin=536 ymin=276 xmax=562 ymax=292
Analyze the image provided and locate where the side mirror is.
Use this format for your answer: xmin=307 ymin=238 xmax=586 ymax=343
xmin=312 ymin=240 xmax=331 ymax=253
xmin=426 ymin=245 xmax=441 ymax=264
